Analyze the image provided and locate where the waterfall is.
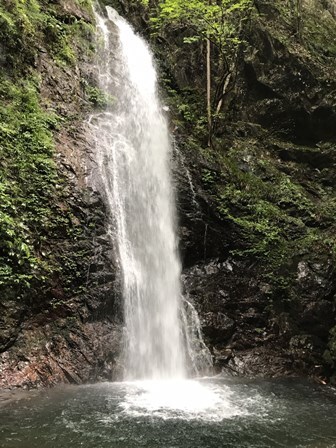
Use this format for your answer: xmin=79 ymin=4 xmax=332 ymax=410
xmin=89 ymin=6 xmax=212 ymax=381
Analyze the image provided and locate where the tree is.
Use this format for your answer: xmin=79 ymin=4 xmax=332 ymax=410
xmin=150 ymin=0 xmax=253 ymax=145
xmin=289 ymin=0 xmax=303 ymax=40
xmin=207 ymin=0 xmax=212 ymax=146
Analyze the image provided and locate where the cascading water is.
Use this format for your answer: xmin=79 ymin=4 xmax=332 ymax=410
xmin=2 ymin=8 xmax=336 ymax=448
xmin=3 ymin=8 xmax=336 ymax=448
xmin=89 ymin=6 xmax=211 ymax=381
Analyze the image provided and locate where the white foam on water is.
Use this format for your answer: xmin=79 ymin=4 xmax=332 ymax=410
xmin=118 ymin=379 xmax=249 ymax=421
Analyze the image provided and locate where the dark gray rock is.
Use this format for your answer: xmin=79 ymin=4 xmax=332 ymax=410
xmin=201 ymin=312 xmax=235 ymax=342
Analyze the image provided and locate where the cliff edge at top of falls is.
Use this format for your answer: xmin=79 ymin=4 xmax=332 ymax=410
xmin=0 ymin=0 xmax=336 ymax=389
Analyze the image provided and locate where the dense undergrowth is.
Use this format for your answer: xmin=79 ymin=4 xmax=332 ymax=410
xmin=0 ymin=76 xmax=57 ymax=291
xmin=0 ymin=0 xmax=94 ymax=300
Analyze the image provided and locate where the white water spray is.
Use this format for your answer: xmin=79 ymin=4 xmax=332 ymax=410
xmin=90 ymin=6 xmax=212 ymax=381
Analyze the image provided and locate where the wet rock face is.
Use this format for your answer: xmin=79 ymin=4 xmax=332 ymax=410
xmin=171 ymin=0 xmax=336 ymax=381
xmin=0 ymin=187 xmax=124 ymax=388
xmin=173 ymin=150 xmax=233 ymax=267
xmin=244 ymin=1 xmax=336 ymax=145
xmin=293 ymin=261 xmax=336 ymax=342
xmin=0 ymin=298 xmax=24 ymax=354
xmin=182 ymin=260 xmax=275 ymax=373
xmin=0 ymin=1 xmax=124 ymax=389
xmin=243 ymin=34 xmax=336 ymax=145
xmin=201 ymin=312 xmax=235 ymax=342
xmin=1 ymin=0 xmax=336 ymax=389
xmin=0 ymin=321 xmax=122 ymax=389
xmin=182 ymin=256 xmax=335 ymax=378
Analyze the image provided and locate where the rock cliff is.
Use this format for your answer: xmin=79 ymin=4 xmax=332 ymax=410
xmin=0 ymin=0 xmax=121 ymax=388
xmin=0 ymin=0 xmax=335 ymax=388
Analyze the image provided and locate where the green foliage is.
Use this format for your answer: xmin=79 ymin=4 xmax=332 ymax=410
xmin=40 ymin=10 xmax=90 ymax=66
xmin=150 ymin=0 xmax=252 ymax=50
xmin=202 ymin=140 xmax=336 ymax=267
xmin=0 ymin=0 xmax=94 ymax=69
xmin=0 ymin=0 xmax=42 ymax=67
xmin=256 ymin=0 xmax=336 ymax=61
xmin=84 ymin=83 xmax=116 ymax=108
xmin=161 ymin=83 xmax=209 ymax=141
xmin=0 ymin=0 xmax=95 ymax=297
xmin=150 ymin=0 xmax=254 ymax=145
xmin=76 ymin=0 xmax=93 ymax=8
xmin=202 ymin=169 xmax=216 ymax=187
xmin=0 ymin=76 xmax=58 ymax=289
xmin=176 ymin=103 xmax=194 ymax=122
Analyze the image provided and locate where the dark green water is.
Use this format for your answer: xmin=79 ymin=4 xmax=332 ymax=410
xmin=1 ymin=377 xmax=336 ymax=448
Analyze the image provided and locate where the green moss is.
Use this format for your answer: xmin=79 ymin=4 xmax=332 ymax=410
xmin=154 ymin=1 xmax=336 ymax=301
xmin=0 ymin=1 xmax=41 ymax=68
xmin=192 ymin=137 xmax=336 ymax=271
xmin=84 ymin=83 xmax=116 ymax=108
xmin=0 ymin=0 xmax=94 ymax=70
xmin=0 ymin=0 xmax=95 ymax=297
xmin=75 ymin=0 xmax=93 ymax=9
xmin=302 ymin=1 xmax=336 ymax=59
xmin=256 ymin=0 xmax=336 ymax=64
xmin=0 ymin=75 xmax=58 ymax=289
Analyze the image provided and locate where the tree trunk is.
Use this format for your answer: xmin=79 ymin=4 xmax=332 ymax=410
xmin=296 ymin=0 xmax=303 ymax=41
xmin=207 ymin=35 xmax=211 ymax=146
xmin=207 ymin=0 xmax=212 ymax=147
